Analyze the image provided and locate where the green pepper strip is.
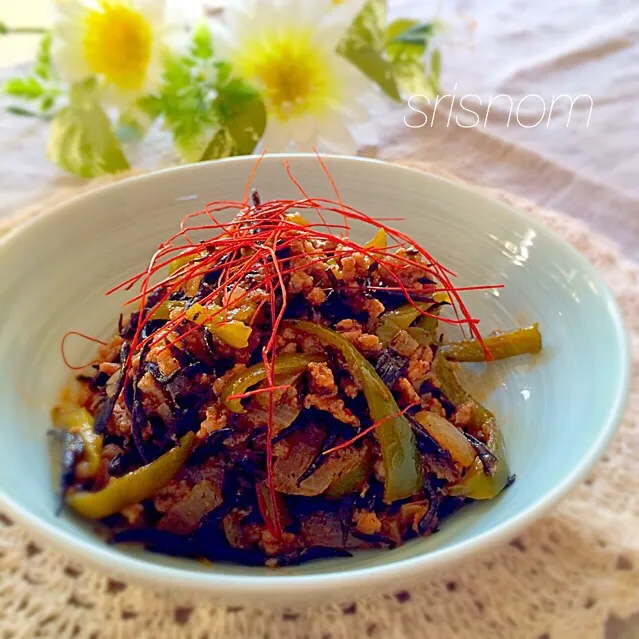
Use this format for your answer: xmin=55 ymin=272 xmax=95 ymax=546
xmin=377 ymin=302 xmax=435 ymax=346
xmin=324 ymin=445 xmax=373 ymax=498
xmin=440 ymin=324 xmax=542 ymax=362
xmin=220 ymin=353 xmax=327 ymax=413
xmin=66 ymin=432 xmax=196 ymax=519
xmin=58 ymin=407 xmax=103 ymax=478
xmin=283 ymin=320 xmax=423 ymax=502
xmin=433 ymin=354 xmax=510 ymax=499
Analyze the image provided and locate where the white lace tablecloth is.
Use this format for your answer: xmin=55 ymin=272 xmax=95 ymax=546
xmin=1 ymin=1 xmax=639 ymax=637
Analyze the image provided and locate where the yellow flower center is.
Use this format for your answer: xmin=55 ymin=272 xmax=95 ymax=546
xmin=83 ymin=1 xmax=152 ymax=91
xmin=236 ymin=29 xmax=335 ymax=122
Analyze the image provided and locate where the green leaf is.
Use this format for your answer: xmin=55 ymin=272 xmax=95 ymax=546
xmin=200 ymin=127 xmax=235 ymax=161
xmin=137 ymin=94 xmax=164 ymax=119
xmin=155 ymin=49 xmax=220 ymax=161
xmin=190 ymin=23 xmax=214 ymax=60
xmin=215 ymin=77 xmax=266 ymax=156
xmin=34 ymin=32 xmax=53 ymax=80
xmin=225 ymin=96 xmax=266 ymax=155
xmin=3 ymin=76 xmax=44 ymax=99
xmin=116 ymin=103 xmax=156 ymax=142
xmin=7 ymin=105 xmax=43 ymax=118
xmin=0 ymin=23 xmax=8 ymax=35
xmin=390 ymin=21 xmax=435 ymax=46
xmin=338 ymin=0 xmax=401 ymax=101
xmin=344 ymin=0 xmax=386 ymax=49
xmin=40 ymin=94 xmax=54 ymax=112
xmin=430 ymin=48 xmax=441 ymax=82
xmin=384 ymin=20 xmax=440 ymax=97
xmin=48 ymin=80 xmax=129 ymax=178
xmin=197 ymin=77 xmax=267 ymax=162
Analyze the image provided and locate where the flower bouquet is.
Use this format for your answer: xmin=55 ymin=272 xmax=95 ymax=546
xmin=2 ymin=0 xmax=441 ymax=177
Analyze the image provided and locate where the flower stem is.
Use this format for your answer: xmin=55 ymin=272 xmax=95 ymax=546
xmin=0 ymin=24 xmax=47 ymax=35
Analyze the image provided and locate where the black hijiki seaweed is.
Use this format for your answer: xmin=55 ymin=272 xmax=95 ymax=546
xmin=48 ymin=428 xmax=84 ymax=514
xmin=375 ymin=349 xmax=409 ymax=388
xmin=130 ymin=343 xmax=152 ymax=464
xmin=464 ymin=432 xmax=499 ymax=476
xmin=320 ymin=289 xmax=367 ymax=324
xmin=296 ymin=429 xmax=340 ymax=486
xmin=107 ymin=447 xmax=143 ymax=477
xmin=350 ymin=530 xmax=396 ymax=548
xmin=93 ymin=342 xmax=131 ymax=435
xmin=417 ymin=478 xmax=441 ymax=536
xmin=186 ymin=428 xmax=233 ymax=467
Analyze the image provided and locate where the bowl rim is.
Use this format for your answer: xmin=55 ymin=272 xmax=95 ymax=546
xmin=0 ymin=153 xmax=631 ymax=597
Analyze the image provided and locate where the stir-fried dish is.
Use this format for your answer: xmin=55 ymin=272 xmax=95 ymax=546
xmin=51 ymin=171 xmax=541 ymax=567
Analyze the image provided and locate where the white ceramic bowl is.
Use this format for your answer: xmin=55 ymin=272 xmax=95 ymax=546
xmin=0 ymin=155 xmax=629 ymax=604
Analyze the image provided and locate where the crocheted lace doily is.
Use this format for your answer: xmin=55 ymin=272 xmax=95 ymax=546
xmin=1 ymin=162 xmax=638 ymax=639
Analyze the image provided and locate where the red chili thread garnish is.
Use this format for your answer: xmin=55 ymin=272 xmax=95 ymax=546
xmin=226 ymin=385 xmax=292 ymax=402
xmin=322 ymin=402 xmax=421 ymax=456
xmin=63 ymin=154 xmax=499 ymax=537
xmin=61 ymin=331 xmax=107 ymax=371
xmin=314 ymin=148 xmax=348 ymax=235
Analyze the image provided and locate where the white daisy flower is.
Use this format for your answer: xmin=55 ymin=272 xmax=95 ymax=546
xmin=52 ymin=0 xmax=175 ymax=105
xmin=211 ymin=0 xmax=372 ymax=154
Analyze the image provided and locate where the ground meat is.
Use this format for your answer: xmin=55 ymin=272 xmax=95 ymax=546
xmin=147 ymin=344 xmax=181 ymax=378
xmin=98 ymin=362 xmax=121 ymax=376
xmin=288 ymin=270 xmax=314 ymax=294
xmin=137 ymin=372 xmax=167 ymax=411
xmin=307 ymin=286 xmax=327 ymax=306
xmin=453 ymin=402 xmax=474 ymax=427
xmin=261 ymin=530 xmax=299 ymax=558
xmin=301 ymin=335 xmax=324 ymax=354
xmin=422 ymin=396 xmax=446 ymax=417
xmin=356 ymin=333 xmax=382 ymax=355
xmin=379 ymin=248 xmax=433 ymax=289
xmin=391 ymin=330 xmax=420 ymax=357
xmin=278 ymin=341 xmax=298 ymax=354
xmin=340 ymin=256 xmax=357 ymax=282
xmin=340 ymin=374 xmax=360 ymax=399
xmin=304 ymin=394 xmax=359 ymax=426
xmin=335 ymin=318 xmax=362 ymax=335
xmin=396 ymin=377 xmax=421 ymax=405
xmin=363 ymin=297 xmax=385 ymax=324
xmin=335 ymin=319 xmax=382 ymax=355
xmin=93 ymin=443 xmax=122 ymax=489
xmin=308 ymin=361 xmax=337 ymax=396
xmin=407 ymin=359 xmax=432 ymax=387
xmin=108 ymin=398 xmax=132 ymax=437
xmin=98 ymin=335 xmax=124 ymax=363
xmin=197 ymin=403 xmax=228 ymax=440
xmin=354 ymin=510 xmax=382 ymax=535
xmin=121 ymin=504 xmax=145 ymax=526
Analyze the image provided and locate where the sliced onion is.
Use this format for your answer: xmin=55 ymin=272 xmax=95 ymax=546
xmin=413 ymin=410 xmax=476 ymax=469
